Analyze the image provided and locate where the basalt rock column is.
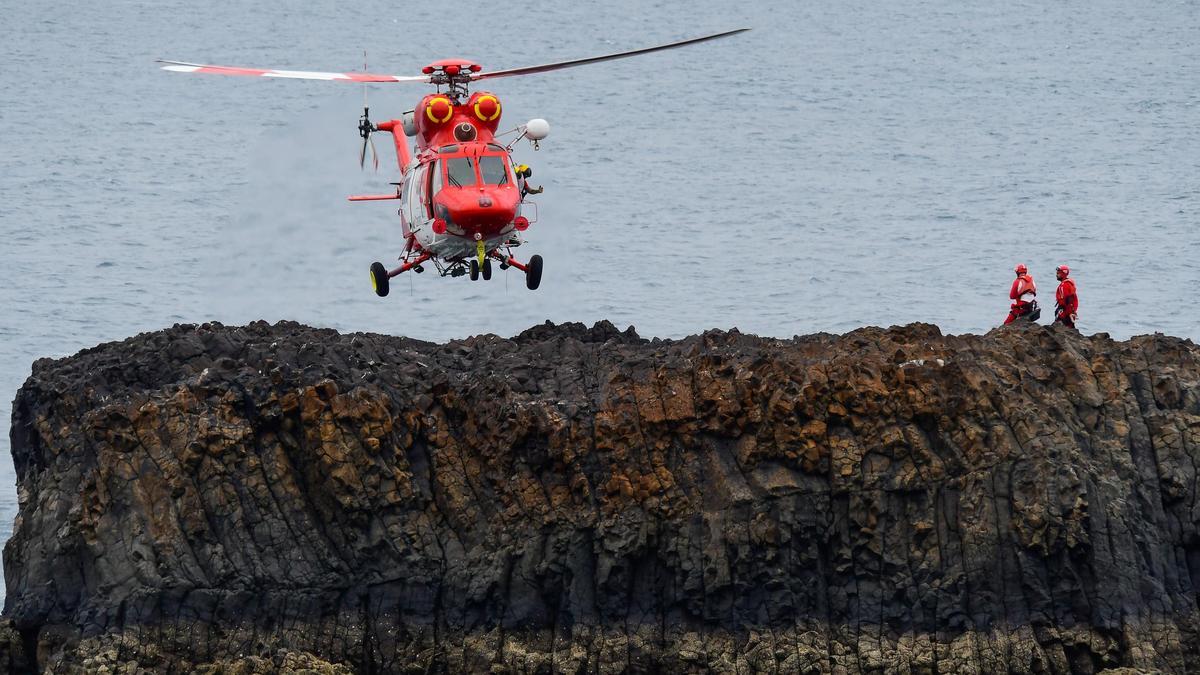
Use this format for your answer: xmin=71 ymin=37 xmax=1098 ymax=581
xmin=4 ymin=320 xmax=1200 ymax=673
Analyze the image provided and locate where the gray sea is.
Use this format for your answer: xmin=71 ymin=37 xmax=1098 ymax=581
xmin=2 ymin=0 xmax=1198 ymax=589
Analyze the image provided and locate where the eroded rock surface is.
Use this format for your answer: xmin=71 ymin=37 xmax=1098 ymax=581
xmin=4 ymin=320 xmax=1200 ymax=673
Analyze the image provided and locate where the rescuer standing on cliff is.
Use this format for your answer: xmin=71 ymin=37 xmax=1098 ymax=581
xmin=1004 ymin=264 xmax=1040 ymax=324
xmin=1054 ymin=264 xmax=1079 ymax=328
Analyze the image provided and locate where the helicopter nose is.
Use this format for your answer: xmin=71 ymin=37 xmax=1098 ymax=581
xmin=436 ymin=185 xmax=518 ymax=234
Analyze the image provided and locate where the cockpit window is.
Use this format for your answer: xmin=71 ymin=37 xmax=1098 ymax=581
xmin=439 ymin=144 xmax=460 ymax=153
xmin=479 ymin=155 xmax=509 ymax=185
xmin=487 ymin=143 xmax=506 ymax=152
xmin=446 ymin=157 xmax=476 ymax=187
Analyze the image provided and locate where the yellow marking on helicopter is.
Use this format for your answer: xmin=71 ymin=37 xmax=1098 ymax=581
xmin=473 ymin=95 xmax=501 ymax=121
xmin=425 ymin=97 xmax=453 ymax=123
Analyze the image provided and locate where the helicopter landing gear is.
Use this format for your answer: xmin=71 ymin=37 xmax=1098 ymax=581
xmin=373 ymin=250 xmax=431 ymax=297
xmin=370 ymin=262 xmax=389 ymax=297
xmin=482 ymin=258 xmax=492 ymax=280
xmin=491 ymin=251 xmax=543 ymax=290
xmin=469 ymin=259 xmax=480 ymax=281
xmin=525 ymin=255 xmax=543 ymax=290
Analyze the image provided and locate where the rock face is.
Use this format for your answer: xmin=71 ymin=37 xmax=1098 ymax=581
xmin=4 ymin=320 xmax=1200 ymax=673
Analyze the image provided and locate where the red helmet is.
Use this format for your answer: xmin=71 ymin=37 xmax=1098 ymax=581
xmin=1056 ymin=264 xmax=1069 ymax=278
xmin=1014 ymin=263 xmax=1028 ymax=275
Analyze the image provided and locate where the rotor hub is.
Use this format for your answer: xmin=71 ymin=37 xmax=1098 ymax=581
xmin=421 ymin=59 xmax=482 ymax=99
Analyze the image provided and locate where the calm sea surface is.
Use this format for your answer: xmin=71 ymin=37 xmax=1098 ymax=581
xmin=2 ymin=0 xmax=1198 ymax=589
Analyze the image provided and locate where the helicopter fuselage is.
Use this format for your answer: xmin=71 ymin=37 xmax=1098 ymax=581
xmin=374 ymin=82 xmax=532 ymax=262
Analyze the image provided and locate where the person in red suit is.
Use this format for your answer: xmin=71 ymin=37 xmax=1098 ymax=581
xmin=1054 ymin=264 xmax=1079 ymax=328
xmin=1004 ymin=263 xmax=1039 ymax=324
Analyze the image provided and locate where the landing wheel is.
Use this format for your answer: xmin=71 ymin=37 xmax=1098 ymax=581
xmin=469 ymin=259 xmax=480 ymax=281
xmin=370 ymin=262 xmax=389 ymax=297
xmin=525 ymin=254 xmax=543 ymax=290
xmin=482 ymin=258 xmax=492 ymax=281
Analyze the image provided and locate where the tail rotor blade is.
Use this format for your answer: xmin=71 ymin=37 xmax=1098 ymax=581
xmin=359 ymin=52 xmax=378 ymax=171
xmin=358 ymin=102 xmax=375 ymax=170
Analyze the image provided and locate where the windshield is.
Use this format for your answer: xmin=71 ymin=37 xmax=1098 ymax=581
xmin=479 ymin=155 xmax=509 ymax=186
xmin=446 ymin=157 xmax=476 ymax=187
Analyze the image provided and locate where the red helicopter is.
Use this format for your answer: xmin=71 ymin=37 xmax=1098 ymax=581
xmin=159 ymin=29 xmax=748 ymax=293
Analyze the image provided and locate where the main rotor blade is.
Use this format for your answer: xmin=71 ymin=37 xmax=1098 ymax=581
xmin=471 ymin=28 xmax=750 ymax=81
xmin=158 ymin=60 xmax=431 ymax=84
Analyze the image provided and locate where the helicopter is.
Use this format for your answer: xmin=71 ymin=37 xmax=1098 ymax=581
xmin=159 ymin=28 xmax=748 ymax=293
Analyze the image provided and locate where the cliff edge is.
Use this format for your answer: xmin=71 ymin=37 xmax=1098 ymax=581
xmin=4 ymin=320 xmax=1200 ymax=673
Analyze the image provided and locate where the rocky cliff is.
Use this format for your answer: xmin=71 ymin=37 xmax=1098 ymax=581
xmin=3 ymin=320 xmax=1200 ymax=674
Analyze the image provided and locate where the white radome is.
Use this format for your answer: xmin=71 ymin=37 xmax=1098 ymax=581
xmin=525 ymin=118 xmax=550 ymax=141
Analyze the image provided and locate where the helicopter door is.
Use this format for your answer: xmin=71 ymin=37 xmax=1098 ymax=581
xmin=398 ymin=167 xmax=415 ymax=232
xmin=402 ymin=164 xmax=431 ymax=232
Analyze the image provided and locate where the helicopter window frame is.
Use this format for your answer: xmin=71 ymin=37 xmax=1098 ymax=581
xmin=445 ymin=157 xmax=478 ymax=188
xmin=478 ymin=154 xmax=510 ymax=186
xmin=430 ymin=159 xmax=444 ymax=199
xmin=420 ymin=163 xmax=433 ymax=219
xmin=399 ymin=167 xmax=414 ymax=229
xmin=406 ymin=164 xmax=430 ymax=223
